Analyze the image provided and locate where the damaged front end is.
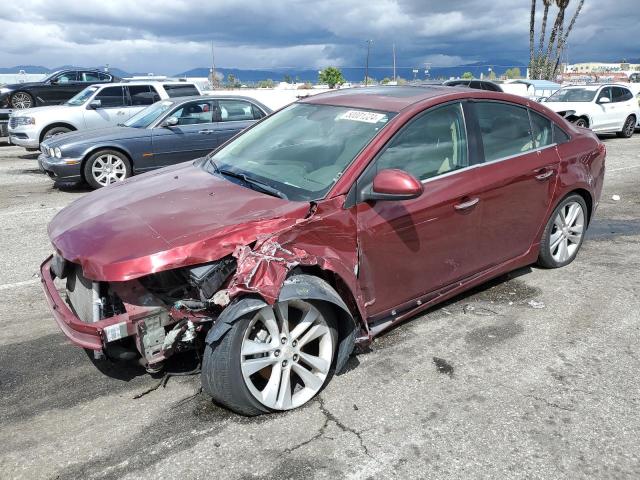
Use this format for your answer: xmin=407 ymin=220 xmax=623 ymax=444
xmin=41 ymin=252 xmax=238 ymax=372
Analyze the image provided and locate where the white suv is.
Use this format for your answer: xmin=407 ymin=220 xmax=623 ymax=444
xmin=8 ymin=81 xmax=201 ymax=149
xmin=543 ymin=84 xmax=639 ymax=138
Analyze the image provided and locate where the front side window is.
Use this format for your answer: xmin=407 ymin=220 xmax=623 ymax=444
xmin=207 ymin=103 xmax=393 ymax=201
xmin=547 ymin=88 xmax=597 ymax=102
xmin=475 ymin=102 xmax=533 ymax=162
xmin=529 ymin=110 xmax=553 ymax=148
xmin=94 ymin=86 xmax=126 ymax=108
xmin=376 ymin=102 xmax=468 ymax=181
xmin=217 ymin=99 xmax=263 ymax=122
xmin=54 ymin=71 xmax=78 ymax=84
xmin=129 ymin=85 xmax=161 ymax=106
xmin=597 ymin=87 xmax=612 ymax=103
xmin=171 ymin=101 xmax=214 ymax=125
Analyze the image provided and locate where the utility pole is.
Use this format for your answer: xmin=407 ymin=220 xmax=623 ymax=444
xmin=365 ymin=39 xmax=373 ymax=86
xmin=424 ymin=62 xmax=431 ymax=80
xmin=392 ymin=43 xmax=396 ymax=83
xmin=210 ymin=41 xmax=216 ymax=88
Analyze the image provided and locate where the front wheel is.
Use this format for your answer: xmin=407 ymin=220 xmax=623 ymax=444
xmin=616 ymin=115 xmax=636 ymax=138
xmin=42 ymin=126 xmax=72 ymax=141
xmin=202 ymin=299 xmax=337 ymax=415
xmin=573 ymin=117 xmax=588 ymax=128
xmin=537 ymin=194 xmax=588 ymax=268
xmin=83 ymin=150 xmax=132 ymax=189
xmin=10 ymin=91 xmax=34 ymax=109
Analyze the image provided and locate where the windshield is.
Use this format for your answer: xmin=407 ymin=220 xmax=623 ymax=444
xmin=66 ymin=86 xmax=99 ymax=106
xmin=124 ymin=100 xmax=174 ymax=128
xmin=206 ymin=103 xmax=394 ymax=202
xmin=547 ymin=88 xmax=597 ymax=102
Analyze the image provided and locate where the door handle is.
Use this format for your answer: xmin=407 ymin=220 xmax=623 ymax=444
xmin=535 ymin=168 xmax=555 ymax=181
xmin=117 ymin=111 xmax=126 ymax=115
xmin=198 ymin=129 xmax=213 ymax=134
xmin=454 ymin=197 xmax=480 ymax=211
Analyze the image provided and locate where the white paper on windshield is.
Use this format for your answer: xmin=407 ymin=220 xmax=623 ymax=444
xmin=338 ymin=110 xmax=387 ymax=123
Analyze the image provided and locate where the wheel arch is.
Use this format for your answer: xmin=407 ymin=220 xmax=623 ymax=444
xmin=205 ymin=273 xmax=359 ymax=374
xmin=39 ymin=122 xmax=77 ymax=143
xmin=80 ymin=146 xmax=133 ymax=181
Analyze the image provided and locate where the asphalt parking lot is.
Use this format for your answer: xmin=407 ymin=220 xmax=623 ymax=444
xmin=0 ymin=137 xmax=639 ymax=480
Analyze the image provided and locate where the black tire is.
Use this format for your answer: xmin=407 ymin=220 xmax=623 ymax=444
xmin=83 ymin=149 xmax=132 ymax=189
xmin=616 ymin=115 xmax=636 ymax=138
xmin=9 ymin=91 xmax=34 ymax=109
xmin=42 ymin=126 xmax=72 ymax=142
xmin=573 ymin=117 xmax=588 ymax=128
xmin=201 ymin=299 xmax=338 ymax=416
xmin=537 ymin=194 xmax=588 ymax=269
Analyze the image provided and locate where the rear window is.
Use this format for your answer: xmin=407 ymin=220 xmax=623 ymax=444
xmin=163 ymin=84 xmax=200 ymax=98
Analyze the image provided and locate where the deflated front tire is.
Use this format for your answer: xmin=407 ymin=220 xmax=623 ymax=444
xmin=201 ymin=298 xmax=338 ymax=416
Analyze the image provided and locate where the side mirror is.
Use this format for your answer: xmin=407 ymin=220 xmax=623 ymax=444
xmin=362 ymin=169 xmax=423 ymax=202
xmin=88 ymin=99 xmax=102 ymax=109
xmin=597 ymin=96 xmax=611 ymax=104
xmin=538 ymin=96 xmax=548 ymax=102
xmin=162 ymin=116 xmax=179 ymax=127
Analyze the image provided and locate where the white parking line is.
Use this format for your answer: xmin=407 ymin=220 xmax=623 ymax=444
xmin=0 ymin=278 xmax=40 ymax=291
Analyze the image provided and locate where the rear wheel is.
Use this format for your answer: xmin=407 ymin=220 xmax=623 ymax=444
xmin=201 ymin=299 xmax=337 ymax=415
xmin=537 ymin=194 xmax=587 ymax=268
xmin=9 ymin=91 xmax=34 ymax=109
xmin=616 ymin=115 xmax=636 ymax=138
xmin=84 ymin=150 xmax=132 ymax=189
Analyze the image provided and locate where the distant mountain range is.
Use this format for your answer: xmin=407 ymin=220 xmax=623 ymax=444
xmin=2 ymin=57 xmax=635 ymax=84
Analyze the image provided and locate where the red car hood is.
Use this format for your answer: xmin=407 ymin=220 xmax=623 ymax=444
xmin=49 ymin=162 xmax=309 ymax=281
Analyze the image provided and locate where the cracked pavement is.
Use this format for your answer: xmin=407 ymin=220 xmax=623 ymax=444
xmin=1 ymin=134 xmax=639 ymax=479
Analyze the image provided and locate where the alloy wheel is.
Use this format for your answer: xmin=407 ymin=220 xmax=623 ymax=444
xmin=240 ymin=301 xmax=334 ymax=410
xmin=91 ymin=154 xmax=127 ymax=186
xmin=549 ymin=201 xmax=585 ymax=263
xmin=574 ymin=118 xmax=587 ymax=128
xmin=10 ymin=92 xmax=33 ymax=109
xmin=624 ymin=117 xmax=635 ymax=137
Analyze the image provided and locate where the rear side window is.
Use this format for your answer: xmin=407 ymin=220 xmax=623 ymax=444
xmin=217 ymin=99 xmax=263 ymax=122
xmin=94 ymin=86 xmax=126 ymax=107
xmin=475 ymin=102 xmax=533 ymax=162
xmin=98 ymin=73 xmax=112 ymax=81
xmin=529 ymin=110 xmax=553 ymax=148
xmin=553 ymin=124 xmax=570 ymax=144
xmin=163 ymin=84 xmax=200 ymax=98
xmin=129 ymin=85 xmax=161 ymax=106
xmin=80 ymin=71 xmax=101 ymax=82
xmin=376 ymin=102 xmax=468 ymax=181
xmin=612 ymin=87 xmax=633 ymax=102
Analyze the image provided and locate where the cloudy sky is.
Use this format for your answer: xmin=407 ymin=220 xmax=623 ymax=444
xmin=0 ymin=0 xmax=638 ymax=73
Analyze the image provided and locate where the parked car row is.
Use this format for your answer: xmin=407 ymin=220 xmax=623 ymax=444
xmin=39 ymin=85 xmax=606 ymax=415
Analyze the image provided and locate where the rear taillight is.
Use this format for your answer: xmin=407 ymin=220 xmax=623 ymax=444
xmin=598 ymin=142 xmax=606 ymax=157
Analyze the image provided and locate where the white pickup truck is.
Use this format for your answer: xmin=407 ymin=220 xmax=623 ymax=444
xmin=8 ymin=81 xmax=201 ymax=149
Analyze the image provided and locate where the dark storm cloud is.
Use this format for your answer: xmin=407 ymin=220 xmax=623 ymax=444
xmin=0 ymin=0 xmax=637 ymax=73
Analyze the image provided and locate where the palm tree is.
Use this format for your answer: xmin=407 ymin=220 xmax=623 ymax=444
xmin=538 ymin=0 xmax=553 ymax=56
xmin=544 ymin=0 xmax=570 ymax=79
xmin=553 ymin=0 xmax=585 ymax=71
xmin=529 ymin=0 xmax=537 ymax=76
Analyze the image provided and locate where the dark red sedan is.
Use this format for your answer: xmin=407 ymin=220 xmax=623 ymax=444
xmin=41 ymin=86 xmax=605 ymax=415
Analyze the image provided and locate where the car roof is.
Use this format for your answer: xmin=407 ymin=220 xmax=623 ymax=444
xmin=98 ymin=81 xmax=197 ymax=87
xmin=301 ymin=86 xmax=470 ymax=112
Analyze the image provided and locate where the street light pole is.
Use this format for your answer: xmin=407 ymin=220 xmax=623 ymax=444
xmin=365 ymin=40 xmax=373 ymax=86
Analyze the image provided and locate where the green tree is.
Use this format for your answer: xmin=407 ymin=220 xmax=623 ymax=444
xmin=226 ymin=73 xmax=240 ymax=88
xmin=363 ymin=76 xmax=377 ymax=85
xmin=257 ymin=79 xmax=275 ymax=88
xmin=318 ymin=67 xmax=345 ymax=88
xmin=396 ymin=77 xmax=408 ymax=85
xmin=461 ymin=71 xmax=474 ymax=80
xmin=505 ymin=67 xmax=522 ymax=79
xmin=283 ymin=74 xmax=292 ymax=84
xmin=381 ymin=77 xmax=391 ymax=85
xmin=487 ymin=70 xmax=497 ymax=80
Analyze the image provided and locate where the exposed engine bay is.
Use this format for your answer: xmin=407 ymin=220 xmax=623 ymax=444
xmin=59 ymin=254 xmax=238 ymax=371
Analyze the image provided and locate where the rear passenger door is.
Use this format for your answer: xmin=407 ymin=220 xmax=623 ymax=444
xmin=151 ymin=99 xmax=217 ymax=167
xmin=214 ymin=99 xmax=265 ymax=145
xmin=611 ymin=86 xmax=635 ymax=129
xmin=471 ymin=102 xmax=560 ymax=266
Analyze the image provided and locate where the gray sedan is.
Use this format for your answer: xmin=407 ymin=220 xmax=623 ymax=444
xmin=38 ymin=95 xmax=271 ymax=188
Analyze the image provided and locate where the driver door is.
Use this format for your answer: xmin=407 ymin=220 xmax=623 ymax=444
xmin=82 ymin=86 xmax=128 ymax=129
xmin=39 ymin=71 xmax=80 ymax=105
xmin=151 ymin=99 xmax=218 ymax=167
xmin=593 ymin=87 xmax=616 ymax=130
xmin=354 ymin=102 xmax=486 ymax=318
